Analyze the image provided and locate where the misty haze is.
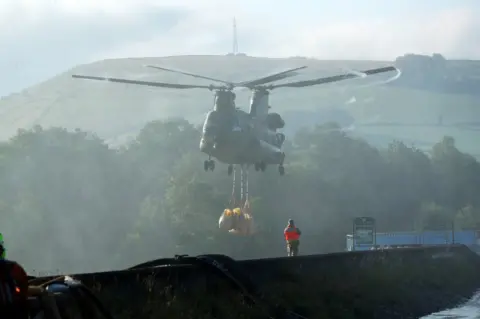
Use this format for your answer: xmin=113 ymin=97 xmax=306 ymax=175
xmin=1 ymin=1 xmax=480 ymax=318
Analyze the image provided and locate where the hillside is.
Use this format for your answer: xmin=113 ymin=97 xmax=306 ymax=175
xmin=0 ymin=54 xmax=479 ymax=153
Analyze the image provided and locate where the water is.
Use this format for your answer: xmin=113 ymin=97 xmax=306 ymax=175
xmin=422 ymin=291 xmax=480 ymax=318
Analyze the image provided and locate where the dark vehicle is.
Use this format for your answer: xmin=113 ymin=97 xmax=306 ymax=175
xmin=27 ymin=276 xmax=113 ymax=319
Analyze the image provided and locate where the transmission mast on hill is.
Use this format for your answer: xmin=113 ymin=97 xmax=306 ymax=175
xmin=227 ymin=17 xmax=246 ymax=56
xmin=233 ymin=17 xmax=238 ymax=55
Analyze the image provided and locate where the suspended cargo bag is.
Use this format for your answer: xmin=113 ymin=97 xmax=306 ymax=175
xmin=227 ymin=208 xmax=244 ymax=234
xmin=222 ymin=164 xmax=256 ymax=235
xmin=241 ymin=200 xmax=255 ymax=235
xmin=229 ymin=213 xmax=253 ymax=236
xmin=219 ymin=209 xmax=235 ymax=231
xmin=221 ymin=165 xmax=239 ymax=233
xmin=227 ymin=205 xmax=254 ymax=236
xmin=232 ymin=207 xmax=243 ymax=232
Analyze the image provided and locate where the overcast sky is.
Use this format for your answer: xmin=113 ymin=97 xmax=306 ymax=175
xmin=0 ymin=0 xmax=479 ymax=96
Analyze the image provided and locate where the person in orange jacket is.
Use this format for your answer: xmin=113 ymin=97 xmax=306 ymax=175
xmin=284 ymin=219 xmax=301 ymax=256
xmin=0 ymin=234 xmax=29 ymax=318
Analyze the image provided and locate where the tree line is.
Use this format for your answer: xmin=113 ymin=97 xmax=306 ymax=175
xmin=0 ymin=120 xmax=478 ymax=273
xmin=393 ymin=53 xmax=480 ymax=95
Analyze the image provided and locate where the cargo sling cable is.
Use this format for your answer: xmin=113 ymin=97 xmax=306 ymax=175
xmin=240 ymin=165 xmax=244 ymax=204
xmin=240 ymin=164 xmax=246 ymax=205
xmin=231 ymin=164 xmax=237 ymax=207
xmin=244 ymin=165 xmax=249 ymax=211
xmin=230 ymin=164 xmax=249 ymax=209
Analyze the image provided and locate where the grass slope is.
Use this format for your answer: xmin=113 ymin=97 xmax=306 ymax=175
xmin=0 ymin=55 xmax=479 ymax=153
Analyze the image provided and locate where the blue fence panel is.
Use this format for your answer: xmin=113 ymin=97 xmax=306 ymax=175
xmin=346 ymin=230 xmax=480 ymax=251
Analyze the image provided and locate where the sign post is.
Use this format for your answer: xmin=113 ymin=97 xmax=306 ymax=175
xmin=353 ymin=217 xmax=376 ymax=251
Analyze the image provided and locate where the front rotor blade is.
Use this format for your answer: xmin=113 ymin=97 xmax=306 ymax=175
xmin=145 ymin=65 xmax=234 ymax=86
xmin=269 ymin=66 xmax=397 ymax=89
xmin=72 ymin=74 xmax=214 ymax=89
xmin=236 ymin=66 xmax=307 ymax=88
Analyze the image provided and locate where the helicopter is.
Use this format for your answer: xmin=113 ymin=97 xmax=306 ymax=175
xmin=72 ymin=64 xmax=398 ymax=176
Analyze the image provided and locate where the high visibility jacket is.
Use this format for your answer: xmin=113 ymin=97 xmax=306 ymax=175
xmin=284 ymin=226 xmax=300 ymax=241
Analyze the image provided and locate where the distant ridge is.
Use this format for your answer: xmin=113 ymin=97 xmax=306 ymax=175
xmin=0 ymin=54 xmax=479 ymax=156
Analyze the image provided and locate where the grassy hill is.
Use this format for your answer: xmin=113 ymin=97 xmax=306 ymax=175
xmin=0 ymin=55 xmax=479 ymax=154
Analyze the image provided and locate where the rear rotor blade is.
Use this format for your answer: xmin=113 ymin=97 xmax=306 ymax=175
xmin=236 ymin=66 xmax=307 ymax=88
xmin=72 ymin=74 xmax=215 ymax=89
xmin=145 ymin=65 xmax=234 ymax=86
xmin=268 ymin=66 xmax=397 ymax=89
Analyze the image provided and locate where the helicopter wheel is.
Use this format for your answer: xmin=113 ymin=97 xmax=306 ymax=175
xmin=278 ymin=165 xmax=285 ymax=176
xmin=204 ymin=160 xmax=215 ymax=171
xmin=228 ymin=165 xmax=233 ymax=176
xmin=258 ymin=162 xmax=267 ymax=172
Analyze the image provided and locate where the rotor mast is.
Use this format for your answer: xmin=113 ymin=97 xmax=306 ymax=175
xmin=249 ymin=88 xmax=270 ymax=122
xmin=214 ymin=89 xmax=236 ymax=112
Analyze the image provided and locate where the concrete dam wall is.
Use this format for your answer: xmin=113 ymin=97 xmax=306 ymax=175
xmin=32 ymin=245 xmax=480 ymax=319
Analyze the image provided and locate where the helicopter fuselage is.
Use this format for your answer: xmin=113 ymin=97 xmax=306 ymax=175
xmin=199 ymin=109 xmax=285 ymax=165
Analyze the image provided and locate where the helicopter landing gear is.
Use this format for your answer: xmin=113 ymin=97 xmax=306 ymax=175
xmin=228 ymin=165 xmax=233 ymax=176
xmin=204 ymin=159 xmax=215 ymax=171
xmin=254 ymin=162 xmax=266 ymax=172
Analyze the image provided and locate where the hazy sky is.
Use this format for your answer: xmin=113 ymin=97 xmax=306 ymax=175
xmin=0 ymin=0 xmax=479 ymax=96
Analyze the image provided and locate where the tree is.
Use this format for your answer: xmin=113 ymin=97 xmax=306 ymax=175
xmin=1 ymin=120 xmax=480 ymax=273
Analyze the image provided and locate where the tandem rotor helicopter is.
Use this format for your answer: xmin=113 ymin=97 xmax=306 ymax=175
xmin=72 ymin=64 xmax=398 ymax=176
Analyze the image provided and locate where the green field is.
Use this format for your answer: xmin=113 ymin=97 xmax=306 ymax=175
xmin=0 ymin=55 xmax=479 ymax=154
